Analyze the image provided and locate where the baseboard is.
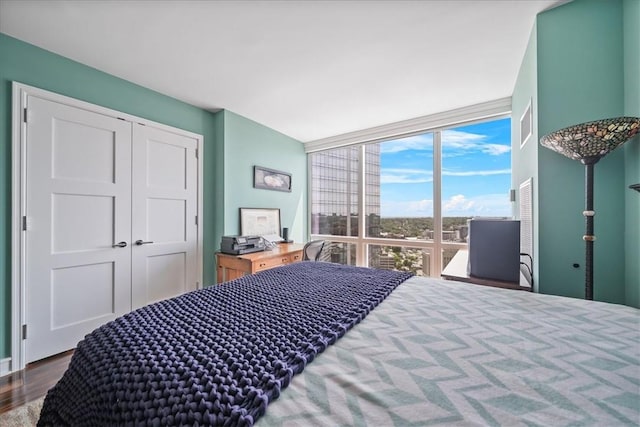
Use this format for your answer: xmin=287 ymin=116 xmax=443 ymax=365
xmin=0 ymin=357 xmax=11 ymax=376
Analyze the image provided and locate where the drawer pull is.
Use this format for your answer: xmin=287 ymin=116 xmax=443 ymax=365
xmin=259 ymin=263 xmax=267 ymax=268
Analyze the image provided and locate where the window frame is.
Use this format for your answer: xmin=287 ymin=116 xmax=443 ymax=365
xmin=307 ymin=99 xmax=511 ymax=276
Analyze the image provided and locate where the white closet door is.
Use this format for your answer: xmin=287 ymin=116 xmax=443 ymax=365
xmin=131 ymin=124 xmax=198 ymax=309
xmin=25 ymin=96 xmax=133 ymax=363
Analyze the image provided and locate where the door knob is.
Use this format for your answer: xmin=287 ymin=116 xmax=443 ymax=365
xmin=135 ymin=240 xmax=154 ymax=246
xmin=112 ymin=241 xmax=127 ymax=248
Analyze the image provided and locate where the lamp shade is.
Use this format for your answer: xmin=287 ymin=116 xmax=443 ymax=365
xmin=540 ymin=117 xmax=640 ymax=164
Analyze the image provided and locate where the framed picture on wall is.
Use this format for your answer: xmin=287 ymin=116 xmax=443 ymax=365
xmin=253 ymin=166 xmax=292 ymax=192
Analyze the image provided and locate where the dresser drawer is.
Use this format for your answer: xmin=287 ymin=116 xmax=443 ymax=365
xmin=289 ymin=251 xmax=302 ymax=263
xmin=255 ymin=251 xmax=303 ymax=272
xmin=255 ymin=256 xmax=286 ymax=271
xmin=216 ymin=244 xmax=305 ymax=283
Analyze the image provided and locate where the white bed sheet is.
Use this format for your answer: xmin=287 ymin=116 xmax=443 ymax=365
xmin=259 ymin=276 xmax=640 ymax=426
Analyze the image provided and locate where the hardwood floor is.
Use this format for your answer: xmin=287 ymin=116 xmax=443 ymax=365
xmin=0 ymin=350 xmax=73 ymax=414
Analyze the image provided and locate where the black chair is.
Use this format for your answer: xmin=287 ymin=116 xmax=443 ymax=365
xmin=303 ymin=240 xmax=326 ymax=261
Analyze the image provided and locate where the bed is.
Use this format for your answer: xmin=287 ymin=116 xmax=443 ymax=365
xmin=38 ymin=262 xmax=640 ymax=426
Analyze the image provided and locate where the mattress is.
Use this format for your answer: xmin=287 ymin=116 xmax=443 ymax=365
xmin=260 ymin=276 xmax=640 ymax=426
xmin=38 ymin=263 xmax=640 ymax=426
xmin=38 ymin=262 xmax=412 ymax=426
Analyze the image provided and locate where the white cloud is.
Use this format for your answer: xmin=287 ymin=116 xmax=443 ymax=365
xmin=379 ymin=134 xmax=433 ymax=153
xmin=380 ymin=167 xmax=509 ymax=183
xmin=376 ymin=130 xmax=510 ymax=156
xmin=442 ymin=193 xmax=511 ymax=217
xmin=482 ymin=144 xmax=511 ymax=155
xmin=381 ymin=199 xmax=433 ymax=217
xmin=380 ymin=168 xmax=433 ymax=184
xmin=441 ymin=129 xmax=511 ymax=157
xmin=441 ymin=130 xmax=485 ymax=144
xmin=442 ymin=168 xmax=511 ymax=177
xmin=444 ymin=194 xmax=475 ymax=212
xmin=378 ymin=130 xmax=510 ymax=156
xmin=381 ymin=193 xmax=510 ymax=218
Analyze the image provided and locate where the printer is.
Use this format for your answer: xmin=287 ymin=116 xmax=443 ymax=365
xmin=220 ymin=235 xmax=266 ymax=255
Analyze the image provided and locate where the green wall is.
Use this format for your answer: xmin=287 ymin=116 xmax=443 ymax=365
xmin=513 ymin=0 xmax=637 ymax=305
xmin=221 ymin=110 xmax=307 ymax=245
xmin=538 ymin=0 xmax=627 ymax=304
xmin=0 ymin=33 xmax=307 ymax=361
xmin=211 ymin=110 xmax=227 ymax=283
xmin=623 ymin=0 xmax=640 ymax=307
xmin=511 ymin=24 xmax=540 ymax=290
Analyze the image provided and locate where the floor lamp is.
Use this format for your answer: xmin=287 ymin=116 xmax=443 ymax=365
xmin=540 ymin=117 xmax=640 ymax=300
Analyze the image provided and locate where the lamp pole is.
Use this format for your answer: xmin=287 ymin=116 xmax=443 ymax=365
xmin=582 ymin=158 xmax=598 ymax=301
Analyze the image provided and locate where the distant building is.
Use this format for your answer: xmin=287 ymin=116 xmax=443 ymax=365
xmin=457 ymin=225 xmax=469 ymax=242
xmin=442 ymin=230 xmax=456 ymax=242
xmin=310 ymin=145 xmax=380 ymax=237
xmin=422 ymin=251 xmax=431 ymax=276
xmin=374 ymin=253 xmax=396 ymax=270
xmin=310 ymin=145 xmax=381 ymax=265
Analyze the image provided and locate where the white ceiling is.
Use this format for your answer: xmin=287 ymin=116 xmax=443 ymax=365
xmin=0 ymin=0 xmax=566 ymax=142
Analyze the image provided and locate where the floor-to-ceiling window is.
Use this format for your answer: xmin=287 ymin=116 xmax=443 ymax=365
xmin=440 ymin=118 xmax=512 ymax=271
xmin=309 ymin=115 xmax=511 ymax=277
xmin=310 ymin=146 xmax=359 ymax=264
xmin=366 ymin=133 xmax=435 ymax=274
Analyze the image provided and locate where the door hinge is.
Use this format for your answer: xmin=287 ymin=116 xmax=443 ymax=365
xmin=22 ymin=216 xmax=27 ymax=231
xmin=23 ymin=108 xmax=28 ymax=123
xmin=22 ymin=324 xmax=27 ymax=340
xmin=195 ymin=149 xmax=199 ymax=159
xmin=195 ymin=215 xmax=198 ymax=226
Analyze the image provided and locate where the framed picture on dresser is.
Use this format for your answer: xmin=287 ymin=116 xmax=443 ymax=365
xmin=240 ymin=208 xmax=281 ymax=237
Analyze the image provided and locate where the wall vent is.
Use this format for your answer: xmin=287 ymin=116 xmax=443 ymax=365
xmin=520 ymin=99 xmax=532 ymax=147
xmin=519 ymin=178 xmax=534 ymax=287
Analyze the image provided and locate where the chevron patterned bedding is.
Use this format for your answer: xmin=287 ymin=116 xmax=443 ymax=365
xmin=260 ymin=276 xmax=640 ymax=426
xmin=38 ymin=262 xmax=412 ymax=426
xmin=38 ymin=262 xmax=639 ymax=426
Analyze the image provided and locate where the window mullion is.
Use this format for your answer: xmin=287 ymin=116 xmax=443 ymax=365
xmin=357 ymin=144 xmax=366 ymax=266
xmin=433 ymin=131 xmax=442 ymax=276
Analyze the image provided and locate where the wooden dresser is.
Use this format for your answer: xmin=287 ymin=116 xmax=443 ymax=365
xmin=216 ymin=243 xmax=305 ymax=283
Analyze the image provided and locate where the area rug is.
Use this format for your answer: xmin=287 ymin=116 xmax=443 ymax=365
xmin=0 ymin=397 xmax=43 ymax=427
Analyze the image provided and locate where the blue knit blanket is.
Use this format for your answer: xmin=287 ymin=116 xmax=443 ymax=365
xmin=38 ymin=262 xmax=412 ymax=426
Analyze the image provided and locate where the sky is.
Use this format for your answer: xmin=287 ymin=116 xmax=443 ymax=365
xmin=380 ymin=117 xmax=512 ymax=218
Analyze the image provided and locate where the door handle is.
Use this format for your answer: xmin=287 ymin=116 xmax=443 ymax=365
xmin=135 ymin=240 xmax=154 ymax=246
xmin=112 ymin=241 xmax=127 ymax=248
